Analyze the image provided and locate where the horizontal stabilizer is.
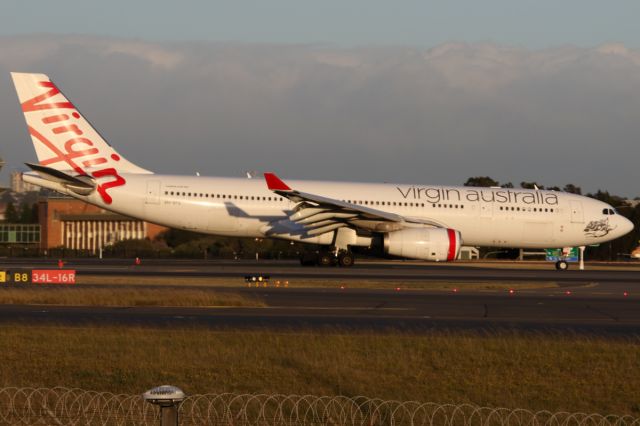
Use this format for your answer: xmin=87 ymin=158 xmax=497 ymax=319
xmin=25 ymin=162 xmax=96 ymax=195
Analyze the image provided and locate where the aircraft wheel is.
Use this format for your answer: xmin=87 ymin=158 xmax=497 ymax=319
xmin=338 ymin=252 xmax=355 ymax=267
xmin=555 ymin=260 xmax=569 ymax=271
xmin=318 ymin=252 xmax=334 ymax=267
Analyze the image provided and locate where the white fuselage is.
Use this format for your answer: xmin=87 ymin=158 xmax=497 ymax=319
xmin=25 ymin=173 xmax=633 ymax=250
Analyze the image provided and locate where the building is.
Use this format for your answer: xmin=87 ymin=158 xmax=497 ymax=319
xmin=0 ymin=223 xmax=40 ymax=244
xmin=0 ymin=156 xmax=6 ymax=196
xmin=10 ymin=171 xmax=38 ymax=194
xmin=38 ymin=196 xmax=167 ymax=252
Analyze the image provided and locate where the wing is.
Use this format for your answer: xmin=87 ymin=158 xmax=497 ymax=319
xmin=264 ymin=172 xmax=446 ymax=235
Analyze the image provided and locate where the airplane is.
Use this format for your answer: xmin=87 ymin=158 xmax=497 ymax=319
xmin=10 ymin=72 xmax=635 ymax=270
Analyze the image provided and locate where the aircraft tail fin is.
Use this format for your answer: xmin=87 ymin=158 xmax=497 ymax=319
xmin=10 ymin=72 xmax=152 ymax=175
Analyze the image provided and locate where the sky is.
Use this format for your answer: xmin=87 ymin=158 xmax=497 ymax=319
xmin=1 ymin=1 xmax=639 ymax=196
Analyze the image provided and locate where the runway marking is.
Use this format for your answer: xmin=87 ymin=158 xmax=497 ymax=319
xmin=586 ymin=305 xmax=620 ymax=322
xmin=265 ymin=306 xmax=412 ymax=312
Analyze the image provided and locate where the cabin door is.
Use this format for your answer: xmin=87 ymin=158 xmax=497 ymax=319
xmin=570 ymin=201 xmax=584 ymax=223
xmin=145 ymin=181 xmax=161 ymax=205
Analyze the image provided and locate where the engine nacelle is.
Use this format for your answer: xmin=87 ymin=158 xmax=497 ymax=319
xmin=384 ymin=228 xmax=462 ymax=261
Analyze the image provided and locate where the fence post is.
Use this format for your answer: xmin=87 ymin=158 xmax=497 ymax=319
xmin=143 ymin=385 xmax=186 ymax=426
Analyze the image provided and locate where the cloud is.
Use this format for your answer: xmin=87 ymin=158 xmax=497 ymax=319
xmin=0 ymin=36 xmax=638 ymax=196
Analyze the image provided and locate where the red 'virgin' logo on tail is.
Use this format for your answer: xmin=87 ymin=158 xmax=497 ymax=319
xmin=21 ymin=81 xmax=125 ymax=205
xmin=22 ymin=82 xmax=75 ymax=112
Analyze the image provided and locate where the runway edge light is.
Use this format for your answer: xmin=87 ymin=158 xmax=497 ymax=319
xmin=143 ymin=385 xmax=186 ymax=425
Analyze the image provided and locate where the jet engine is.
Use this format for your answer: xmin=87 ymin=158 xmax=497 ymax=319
xmin=384 ymin=228 xmax=462 ymax=261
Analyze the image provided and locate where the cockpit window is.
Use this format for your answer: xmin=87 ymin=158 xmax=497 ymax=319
xmin=603 ymin=208 xmax=609 ymax=215
xmin=610 ymin=209 xmax=616 ymax=215
xmin=603 ymin=208 xmax=617 ymax=215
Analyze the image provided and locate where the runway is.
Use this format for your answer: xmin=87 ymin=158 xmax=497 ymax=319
xmin=2 ymin=258 xmax=639 ymax=285
xmin=0 ymin=259 xmax=639 ymax=334
xmin=1 ymin=288 xmax=639 ymax=334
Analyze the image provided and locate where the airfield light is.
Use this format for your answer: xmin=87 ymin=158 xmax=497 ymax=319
xmin=508 ymin=289 xmax=515 ymax=295
xmin=624 ymin=292 xmax=629 ymax=297
xmin=565 ymin=290 xmax=572 ymax=296
xmin=395 ymin=287 xmax=401 ymax=291
xmin=452 ymin=288 xmax=458 ymax=293
xmin=143 ymin=385 xmax=186 ymax=426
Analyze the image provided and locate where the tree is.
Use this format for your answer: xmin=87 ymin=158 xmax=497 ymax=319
xmin=157 ymin=228 xmax=207 ymax=248
xmin=563 ymin=184 xmax=582 ymax=195
xmin=520 ymin=181 xmax=545 ymax=190
xmin=31 ymin=203 xmax=39 ymax=223
xmin=587 ymin=190 xmax=628 ymax=208
xmin=464 ymin=176 xmax=499 ymax=187
xmin=18 ymin=202 xmax=34 ymax=223
xmin=4 ymin=202 xmax=19 ymax=223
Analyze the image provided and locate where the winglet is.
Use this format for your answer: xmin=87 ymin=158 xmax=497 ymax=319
xmin=264 ymin=172 xmax=292 ymax=191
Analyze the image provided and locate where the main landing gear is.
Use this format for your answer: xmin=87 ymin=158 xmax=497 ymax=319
xmin=300 ymin=250 xmax=355 ymax=267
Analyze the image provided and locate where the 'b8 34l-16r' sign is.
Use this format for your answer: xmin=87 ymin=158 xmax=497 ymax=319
xmin=0 ymin=270 xmax=76 ymax=284
xmin=32 ymin=270 xmax=76 ymax=284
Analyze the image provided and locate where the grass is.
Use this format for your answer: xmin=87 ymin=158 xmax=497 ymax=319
xmin=0 ymin=287 xmax=263 ymax=307
xmin=0 ymin=325 xmax=638 ymax=416
xmin=76 ymin=275 xmax=560 ymax=291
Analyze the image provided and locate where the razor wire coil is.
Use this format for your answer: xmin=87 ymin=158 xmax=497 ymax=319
xmin=0 ymin=387 xmax=638 ymax=426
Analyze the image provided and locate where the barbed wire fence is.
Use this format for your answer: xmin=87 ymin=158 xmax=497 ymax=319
xmin=0 ymin=387 xmax=639 ymax=426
